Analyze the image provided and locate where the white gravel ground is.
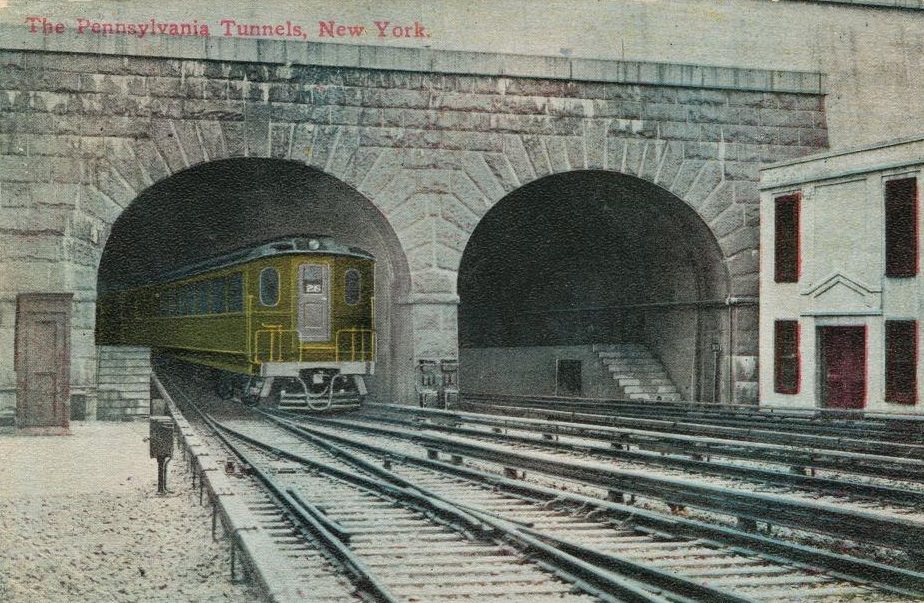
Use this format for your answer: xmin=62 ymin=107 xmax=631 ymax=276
xmin=0 ymin=421 xmax=264 ymax=603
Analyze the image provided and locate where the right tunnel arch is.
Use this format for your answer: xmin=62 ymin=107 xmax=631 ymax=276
xmin=457 ymin=169 xmax=740 ymax=403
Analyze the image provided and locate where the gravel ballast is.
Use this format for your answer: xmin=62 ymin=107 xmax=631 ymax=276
xmin=0 ymin=421 xmax=264 ymax=603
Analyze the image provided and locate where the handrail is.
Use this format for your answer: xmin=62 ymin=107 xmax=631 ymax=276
xmin=335 ymin=328 xmax=376 ymax=363
xmin=252 ymin=324 xmax=287 ymax=363
xmin=252 ymin=326 xmax=375 ymax=364
xmin=245 ymin=294 xmax=254 ymax=362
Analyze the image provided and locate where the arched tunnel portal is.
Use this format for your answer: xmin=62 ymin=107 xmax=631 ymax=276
xmin=96 ymin=158 xmax=413 ymax=404
xmin=457 ymin=170 xmax=734 ymax=403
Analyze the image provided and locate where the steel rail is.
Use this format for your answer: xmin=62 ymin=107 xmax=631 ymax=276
xmin=297 ymin=414 xmax=924 ymax=553
xmin=265 ymin=410 xmax=924 ymax=599
xmin=359 ymin=404 xmax=924 ymax=505
xmin=258 ymin=410 xmax=760 ymax=603
xmin=204 ymin=414 xmax=674 ymax=603
xmin=462 ymin=392 xmax=924 ymax=428
xmin=457 ymin=399 xmax=924 ymax=460
xmin=458 ymin=393 xmax=924 ymax=443
xmin=445 ymin=401 xmax=924 ymax=481
xmin=366 ymin=402 xmax=924 ymax=481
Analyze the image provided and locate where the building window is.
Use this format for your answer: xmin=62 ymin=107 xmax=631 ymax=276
xmin=886 ymin=320 xmax=917 ymax=405
xmin=344 ymin=269 xmax=361 ymax=306
xmin=259 ymin=267 xmax=279 ymax=307
xmin=774 ymin=320 xmax=799 ymax=394
xmin=885 ymin=178 xmax=918 ymax=277
xmin=774 ymin=194 xmax=800 ymax=283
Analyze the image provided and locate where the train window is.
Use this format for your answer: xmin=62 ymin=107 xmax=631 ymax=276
xmin=302 ymin=265 xmax=323 ymax=294
xmin=182 ymin=285 xmax=193 ymax=315
xmin=259 ymin=267 xmax=279 ymax=307
xmin=886 ymin=320 xmax=917 ymax=404
xmin=344 ymin=269 xmax=361 ymax=305
xmin=227 ymin=274 xmax=243 ymax=312
xmin=885 ymin=177 xmax=918 ymax=278
xmin=774 ymin=193 xmax=800 ymax=283
xmin=774 ymin=320 xmax=799 ymax=394
xmin=190 ymin=285 xmax=197 ymax=315
xmin=198 ymin=282 xmax=209 ymax=315
xmin=210 ymin=279 xmax=226 ymax=314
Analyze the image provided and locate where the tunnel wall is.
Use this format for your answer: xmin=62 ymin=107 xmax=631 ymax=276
xmin=460 ymin=345 xmax=624 ymax=399
xmin=0 ymin=40 xmax=828 ymax=419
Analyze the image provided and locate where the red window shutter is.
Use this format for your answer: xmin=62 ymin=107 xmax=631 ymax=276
xmin=774 ymin=194 xmax=800 ymax=283
xmin=886 ymin=320 xmax=917 ymax=405
xmin=885 ymin=178 xmax=918 ymax=278
xmin=774 ymin=320 xmax=799 ymax=394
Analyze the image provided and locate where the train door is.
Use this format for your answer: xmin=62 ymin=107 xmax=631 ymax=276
xmin=819 ymin=326 xmax=866 ymax=409
xmin=298 ymin=263 xmax=330 ymax=341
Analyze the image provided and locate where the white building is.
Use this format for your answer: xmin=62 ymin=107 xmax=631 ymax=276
xmin=759 ymin=137 xmax=924 ymax=413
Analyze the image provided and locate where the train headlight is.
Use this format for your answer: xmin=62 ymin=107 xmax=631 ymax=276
xmin=308 ymin=238 xmax=321 ymax=250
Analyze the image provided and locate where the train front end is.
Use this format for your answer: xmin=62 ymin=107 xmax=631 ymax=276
xmin=244 ymin=239 xmax=375 ymax=411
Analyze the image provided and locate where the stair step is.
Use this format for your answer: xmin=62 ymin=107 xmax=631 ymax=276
xmin=628 ymin=392 xmax=682 ymax=401
xmin=602 ymin=357 xmax=661 ymax=366
xmin=607 ymin=365 xmax=665 ymax=375
xmin=614 ymin=377 xmax=674 ymax=387
xmin=595 ymin=342 xmax=682 ymax=402
xmin=623 ymin=384 xmax=678 ymax=394
xmin=598 ymin=350 xmax=654 ymax=359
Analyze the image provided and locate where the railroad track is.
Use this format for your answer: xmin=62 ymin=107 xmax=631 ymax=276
xmin=162 ymin=386 xmax=369 ymax=603
xmin=281 ymin=410 xmax=924 ymax=561
xmin=255 ymin=409 xmax=924 ymax=601
xmin=155 ymin=366 xmax=924 ymax=602
xmin=438 ymin=404 xmax=924 ymax=483
xmin=360 ymin=403 xmax=924 ymax=505
xmin=459 ymin=393 xmax=924 ymax=442
xmin=456 ymin=397 xmax=924 ymax=462
xmin=158 ymin=374 xmax=668 ymax=602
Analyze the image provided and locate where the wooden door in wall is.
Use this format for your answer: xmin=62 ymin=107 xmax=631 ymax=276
xmin=15 ymin=293 xmax=72 ymax=430
xmin=819 ymin=326 xmax=866 ymax=409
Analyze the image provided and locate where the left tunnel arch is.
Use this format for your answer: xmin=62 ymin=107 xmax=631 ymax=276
xmin=96 ymin=158 xmax=413 ymax=404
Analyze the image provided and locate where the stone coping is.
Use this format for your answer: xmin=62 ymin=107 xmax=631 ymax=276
xmin=0 ymin=24 xmax=826 ymax=94
xmin=760 ymin=133 xmax=924 ymax=189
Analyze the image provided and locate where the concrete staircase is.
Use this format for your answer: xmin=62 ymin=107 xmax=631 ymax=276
xmin=593 ymin=343 xmax=682 ymax=401
xmin=96 ymin=346 xmax=152 ymax=420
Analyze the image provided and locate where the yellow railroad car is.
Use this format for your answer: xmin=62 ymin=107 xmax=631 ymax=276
xmin=97 ymin=235 xmax=375 ymax=410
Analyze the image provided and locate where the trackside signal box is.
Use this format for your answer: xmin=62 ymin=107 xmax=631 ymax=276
xmin=416 ymin=359 xmax=459 ymax=409
xmin=149 ymin=415 xmax=174 ymax=494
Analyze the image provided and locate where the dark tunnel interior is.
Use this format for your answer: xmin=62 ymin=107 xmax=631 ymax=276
xmin=97 ymin=159 xmax=406 ymax=294
xmin=457 ymin=170 xmax=730 ymax=400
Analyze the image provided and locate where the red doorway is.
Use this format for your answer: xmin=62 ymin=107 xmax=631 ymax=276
xmin=819 ymin=326 xmax=866 ymax=409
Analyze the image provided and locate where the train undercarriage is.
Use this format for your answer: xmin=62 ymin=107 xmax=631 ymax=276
xmin=219 ymin=368 xmax=367 ymax=412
